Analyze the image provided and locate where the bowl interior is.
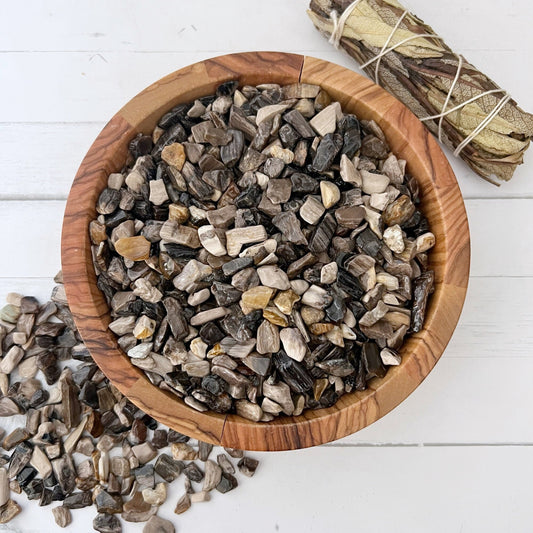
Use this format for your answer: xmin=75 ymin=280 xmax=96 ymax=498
xmin=61 ymin=52 xmax=470 ymax=451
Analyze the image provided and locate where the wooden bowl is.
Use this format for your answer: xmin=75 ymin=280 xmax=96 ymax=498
xmin=61 ymin=51 xmax=470 ymax=451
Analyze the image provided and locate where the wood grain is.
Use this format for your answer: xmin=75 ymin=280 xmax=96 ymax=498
xmin=61 ymin=51 xmax=470 ymax=451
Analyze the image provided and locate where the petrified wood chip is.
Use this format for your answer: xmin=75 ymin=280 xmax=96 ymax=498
xmin=383 ymin=194 xmax=416 ymax=226
xmin=339 ymin=154 xmax=361 ymax=185
xmin=310 ymin=102 xmax=342 ymax=136
xmin=415 ymin=232 xmax=436 ymax=253
xmin=161 ymin=142 xmax=186 ymax=170
xmin=3 ymin=428 xmax=30 ymax=451
xmin=225 ymin=225 xmax=267 ymax=256
xmin=411 ymin=271 xmax=435 ymax=333
xmin=237 ymin=457 xmax=259 ymax=478
xmin=0 ymin=346 xmax=24 ymax=374
xmin=256 ymin=103 xmax=292 ymax=124
xmin=279 ymin=328 xmax=307 ymax=362
xmin=173 ymin=260 xmax=212 ymax=292
xmin=381 ymin=347 xmax=402 ymax=366
xmin=272 ymin=212 xmax=307 ymax=245
xmin=299 ymin=196 xmax=325 ymax=225
xmin=144 ymin=515 xmax=175 ymax=533
xmin=256 ymin=265 xmax=290 ymax=290
xmin=263 ymin=306 xmax=288 ymax=327
xmin=0 ymin=499 xmax=21 ymax=524
xmin=197 ymin=225 xmax=226 ymax=257
xmin=174 ymin=492 xmax=191 ymax=515
xmin=114 ymin=236 xmax=151 ymax=261
xmin=160 ymin=220 xmax=200 ymax=248
xmin=231 ymin=268 xmax=260 ymax=293
xmin=0 ymin=468 xmax=8 ymax=508
xmin=52 ymin=505 xmax=72 ymax=528
xmin=266 ymin=178 xmax=292 ymax=204
xmin=8 ymin=442 xmax=33 ymax=478
xmin=52 ymin=455 xmax=76 ymax=495
xmin=256 ymin=320 xmax=280 ymax=355
xmin=240 ymin=286 xmax=275 ymax=313
xmin=189 ymin=307 xmax=228 ymax=327
xmin=308 ymin=213 xmax=336 ymax=253
xmin=142 ymin=481 xmax=166 ymax=506
xmin=30 ymin=445 xmax=52 ymax=478
xmin=320 ymin=181 xmax=341 ymax=210
xmin=301 ymin=285 xmax=332 ymax=310
xmin=235 ymin=400 xmax=263 ymax=422
xmin=171 ymin=443 xmax=198 ymax=461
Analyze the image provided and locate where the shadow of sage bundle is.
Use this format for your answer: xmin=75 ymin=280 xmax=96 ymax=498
xmin=308 ymin=0 xmax=533 ymax=184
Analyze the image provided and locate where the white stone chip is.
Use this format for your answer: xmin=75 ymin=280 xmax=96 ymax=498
xmin=198 ymin=225 xmax=227 ymax=256
xmin=383 ymin=224 xmax=405 ymax=253
xmin=279 ymin=328 xmax=307 ymax=362
xmin=320 ymin=262 xmax=338 ymax=285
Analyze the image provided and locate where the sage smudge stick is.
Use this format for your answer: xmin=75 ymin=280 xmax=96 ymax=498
xmin=308 ymin=0 xmax=533 ymax=184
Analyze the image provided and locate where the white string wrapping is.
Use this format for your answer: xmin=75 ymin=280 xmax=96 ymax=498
xmin=329 ymin=2 xmax=512 ymax=157
xmin=452 ymin=93 xmax=511 ymax=156
xmin=328 ymin=0 xmax=364 ymax=48
xmin=425 ymin=54 xmax=463 ymax=143
xmin=360 ymin=10 xmax=408 ymax=85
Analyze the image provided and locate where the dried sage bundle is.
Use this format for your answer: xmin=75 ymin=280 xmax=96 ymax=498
xmin=308 ymin=0 xmax=533 ymax=184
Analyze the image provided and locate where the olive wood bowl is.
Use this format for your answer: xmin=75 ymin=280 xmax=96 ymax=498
xmin=61 ymin=51 xmax=470 ymax=451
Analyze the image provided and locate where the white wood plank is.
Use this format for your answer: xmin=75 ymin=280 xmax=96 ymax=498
xmin=450 ymin=277 xmax=533 ymax=357
xmin=0 ymin=0 xmax=529 ymax=55
xmin=0 ymin=277 xmax=56 ymax=303
xmin=467 ymin=199 xmax=533 ymax=277
xmin=2 ymin=48 xmax=531 ymax=124
xmin=0 ymin=51 xmax=213 ymax=123
xmin=0 ymin=199 xmax=531 ymax=277
xmin=6 ymin=445 xmax=533 ymax=533
xmin=2 ymin=123 xmax=531 ymax=199
xmin=0 ymin=123 xmax=104 ymax=199
xmin=0 ymin=201 xmax=64 ymax=278
xmin=338 ymin=355 xmax=533 ymax=445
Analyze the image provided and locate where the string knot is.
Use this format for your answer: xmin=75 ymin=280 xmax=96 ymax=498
xmin=328 ymin=0 xmax=363 ymax=49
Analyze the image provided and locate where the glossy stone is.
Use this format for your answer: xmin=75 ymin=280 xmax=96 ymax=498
xmin=362 ymin=342 xmax=387 ymax=380
xmin=299 ymin=196 xmax=325 ymax=225
xmin=256 ymin=265 xmax=290 ymax=290
xmin=320 ymin=181 xmax=341 ymax=209
xmin=290 ymin=173 xmax=319 ymax=194
xmin=273 ymin=351 xmax=313 ymax=393
xmin=272 ymin=212 xmax=307 ymax=245
xmin=52 ymin=506 xmax=72 ymax=528
xmin=256 ymin=320 xmax=280 ymax=355
xmin=411 ymin=271 xmax=435 ymax=333
xmin=114 ymin=236 xmax=151 ymax=262
xmin=211 ymin=282 xmax=242 ymax=307
xmin=308 ymin=213 xmax=336 ymax=253
xmin=143 ymin=515 xmax=175 ymax=533
xmin=237 ymin=457 xmax=259 ymax=477
xmin=241 ymin=286 xmax=275 ymax=312
xmin=93 ymin=513 xmax=122 ymax=533
xmin=216 ymin=472 xmax=238 ymax=494
xmin=311 ymin=133 xmax=343 ymax=172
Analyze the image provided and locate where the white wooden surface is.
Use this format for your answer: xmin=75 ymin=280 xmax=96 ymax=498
xmin=1 ymin=1 xmax=532 ymax=531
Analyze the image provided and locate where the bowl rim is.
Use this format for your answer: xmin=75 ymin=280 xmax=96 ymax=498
xmin=61 ymin=51 xmax=470 ymax=451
